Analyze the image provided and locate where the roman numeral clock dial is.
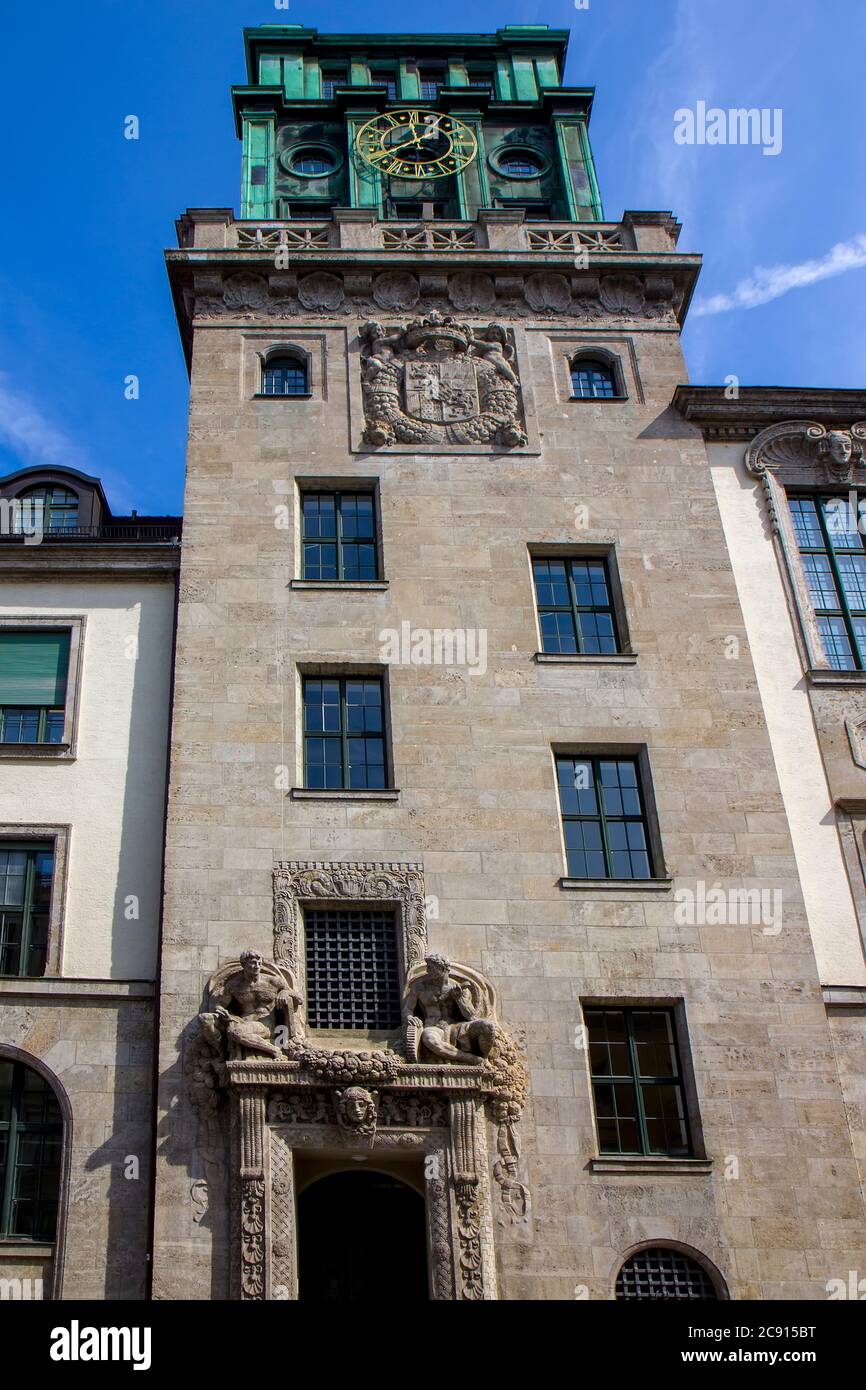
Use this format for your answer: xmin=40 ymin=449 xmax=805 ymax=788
xmin=355 ymin=108 xmax=478 ymax=179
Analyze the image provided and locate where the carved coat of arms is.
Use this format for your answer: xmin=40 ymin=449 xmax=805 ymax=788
xmin=360 ymin=313 xmax=527 ymax=448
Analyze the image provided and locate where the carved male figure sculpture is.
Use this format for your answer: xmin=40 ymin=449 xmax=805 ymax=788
xmin=403 ymin=952 xmax=497 ymax=1065
xmin=204 ymin=950 xmax=303 ymax=1060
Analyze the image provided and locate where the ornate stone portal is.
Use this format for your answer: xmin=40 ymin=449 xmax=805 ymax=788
xmin=187 ymin=862 xmax=529 ymax=1300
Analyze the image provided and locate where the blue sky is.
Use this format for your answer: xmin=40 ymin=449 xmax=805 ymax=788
xmin=0 ymin=0 xmax=863 ymax=515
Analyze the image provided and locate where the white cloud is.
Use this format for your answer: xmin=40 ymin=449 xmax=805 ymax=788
xmin=0 ymin=372 xmax=92 ymax=473
xmin=693 ymin=233 xmax=866 ymax=316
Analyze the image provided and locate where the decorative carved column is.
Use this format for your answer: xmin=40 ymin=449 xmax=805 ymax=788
xmin=238 ymin=1087 xmax=267 ymax=1300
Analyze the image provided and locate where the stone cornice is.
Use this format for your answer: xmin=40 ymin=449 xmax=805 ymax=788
xmin=0 ymin=544 xmax=180 ymax=580
xmin=673 ymin=385 xmax=866 ymax=438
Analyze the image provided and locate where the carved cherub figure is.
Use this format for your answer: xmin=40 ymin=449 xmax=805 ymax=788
xmin=205 ymin=950 xmax=303 ymax=1060
xmin=403 ymin=952 xmax=496 ymax=1066
xmin=474 ymin=324 xmax=520 ymax=387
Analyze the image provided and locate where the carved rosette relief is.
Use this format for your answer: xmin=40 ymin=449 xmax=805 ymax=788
xmin=359 ymin=312 xmax=527 ymax=448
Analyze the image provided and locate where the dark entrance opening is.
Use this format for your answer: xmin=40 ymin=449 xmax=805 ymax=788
xmin=297 ymin=1168 xmax=428 ymax=1301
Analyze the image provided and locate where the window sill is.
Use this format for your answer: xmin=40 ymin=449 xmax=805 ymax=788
xmin=0 ymin=742 xmax=73 ymax=760
xmin=589 ymin=1156 xmax=712 ymax=1176
xmin=534 ymin=651 xmax=637 ymax=666
xmin=252 ymin=393 xmax=312 ymax=401
xmin=290 ymin=788 xmax=400 ymax=803
xmin=569 ymin=396 xmax=629 ymax=404
xmin=290 ymin=580 xmax=389 ymax=592
xmin=0 ymin=1240 xmax=54 ymax=1257
xmin=806 ymin=667 xmax=866 ymax=687
xmin=559 ymin=877 xmax=673 ymax=893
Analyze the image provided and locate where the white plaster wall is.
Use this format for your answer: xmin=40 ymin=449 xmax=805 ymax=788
xmin=0 ymin=581 xmax=174 ymax=978
xmin=710 ymin=445 xmax=866 ymax=988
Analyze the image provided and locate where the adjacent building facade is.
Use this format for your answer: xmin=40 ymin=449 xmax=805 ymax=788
xmin=1 ymin=23 xmax=864 ymax=1303
xmin=0 ymin=469 xmax=180 ymax=1297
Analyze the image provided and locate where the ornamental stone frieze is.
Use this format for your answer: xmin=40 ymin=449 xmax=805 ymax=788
xmin=185 ymin=912 xmax=531 ymax=1299
xmin=190 ymin=267 xmax=682 ymax=325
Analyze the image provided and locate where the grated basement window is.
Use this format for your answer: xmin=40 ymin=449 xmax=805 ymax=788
xmin=615 ymin=1248 xmax=718 ymax=1301
xmin=304 ymin=907 xmax=401 ymax=1030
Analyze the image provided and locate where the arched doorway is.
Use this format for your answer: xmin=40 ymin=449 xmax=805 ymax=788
xmin=297 ymin=1169 xmax=428 ymax=1301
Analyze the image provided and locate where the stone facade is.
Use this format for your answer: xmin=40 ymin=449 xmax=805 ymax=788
xmin=145 ymin=24 xmax=866 ymax=1301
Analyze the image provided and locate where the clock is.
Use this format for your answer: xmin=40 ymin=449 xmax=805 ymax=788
xmin=355 ymin=108 xmax=478 ymax=179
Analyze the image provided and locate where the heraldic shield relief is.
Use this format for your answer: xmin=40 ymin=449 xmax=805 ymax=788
xmin=360 ymin=313 xmax=528 ymax=448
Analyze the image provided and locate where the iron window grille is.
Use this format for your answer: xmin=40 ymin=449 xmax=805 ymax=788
xmin=789 ymin=493 xmax=866 ymax=670
xmin=571 ymin=357 xmax=618 ymax=399
xmin=0 ymin=1059 xmax=62 ymax=1241
xmin=261 ymin=356 xmax=308 ymax=397
xmin=304 ymin=907 xmax=401 ymax=1030
xmin=616 ymin=1248 xmax=717 ymax=1301
xmin=301 ymin=492 xmax=378 ymax=582
xmin=557 ymin=756 xmax=652 ymax=880
xmin=0 ymin=843 xmax=53 ymax=977
xmin=586 ymin=1008 xmax=692 ymax=1157
xmin=533 ymin=555 xmax=619 ymax=655
xmin=303 ymin=677 xmax=386 ymax=790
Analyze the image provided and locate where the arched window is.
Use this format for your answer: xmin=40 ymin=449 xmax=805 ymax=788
xmin=616 ymin=1247 xmax=721 ymax=1301
xmin=570 ymin=357 xmax=619 ymax=400
xmin=0 ymin=1058 xmax=63 ymax=1241
xmin=16 ymin=485 xmax=79 ymax=533
xmin=261 ymin=354 xmax=309 ymax=398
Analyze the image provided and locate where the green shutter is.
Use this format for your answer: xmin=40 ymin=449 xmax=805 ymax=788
xmin=0 ymin=631 xmax=70 ymax=705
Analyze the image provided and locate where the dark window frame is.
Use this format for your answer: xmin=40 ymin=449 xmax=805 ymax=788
xmin=14 ymin=485 xmax=79 ymax=535
xmin=321 ymin=68 xmax=349 ymax=99
xmin=302 ymin=674 xmax=389 ymax=791
xmin=789 ymin=491 xmax=866 ymax=671
xmin=300 ymin=490 xmax=380 ymax=583
xmin=260 ymin=354 xmax=310 ymax=399
xmin=556 ymin=754 xmax=655 ymax=881
xmin=0 ymin=840 xmax=54 ymax=978
xmin=585 ymin=1006 xmax=693 ymax=1157
xmin=570 ymin=355 xmax=623 ymax=401
xmin=532 ymin=554 xmax=621 ymax=655
xmin=0 ymin=1058 xmax=62 ymax=1241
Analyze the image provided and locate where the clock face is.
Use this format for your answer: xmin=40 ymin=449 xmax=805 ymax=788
xmin=355 ymin=108 xmax=478 ymax=179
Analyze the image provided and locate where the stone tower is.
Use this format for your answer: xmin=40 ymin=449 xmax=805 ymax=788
xmin=153 ymin=24 xmax=866 ymax=1300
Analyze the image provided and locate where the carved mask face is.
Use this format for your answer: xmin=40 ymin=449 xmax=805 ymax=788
xmin=827 ymin=432 xmax=853 ymax=465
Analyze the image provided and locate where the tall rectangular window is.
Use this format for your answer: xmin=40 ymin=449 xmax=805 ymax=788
xmin=0 ymin=843 xmax=53 ymax=977
xmin=304 ymin=907 xmax=401 ymax=1030
xmin=533 ymin=556 xmax=619 ymax=654
xmin=321 ymin=67 xmax=348 ymax=98
xmin=416 ymin=64 xmax=445 ymax=100
xmin=789 ymin=494 xmax=866 ymax=670
xmin=303 ymin=677 xmax=386 ymax=790
xmin=0 ymin=630 xmax=70 ymax=745
xmin=0 ymin=1060 xmax=63 ymax=1240
xmin=586 ymin=1007 xmax=691 ymax=1156
xmin=301 ymin=492 xmax=378 ymax=581
xmin=556 ymin=755 xmax=652 ymax=880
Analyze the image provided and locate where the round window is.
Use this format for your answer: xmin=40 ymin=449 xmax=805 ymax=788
xmin=491 ymin=146 xmax=549 ymax=180
xmin=280 ymin=145 xmax=342 ymax=179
